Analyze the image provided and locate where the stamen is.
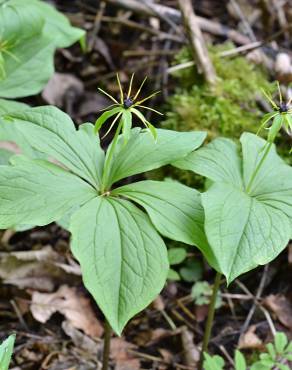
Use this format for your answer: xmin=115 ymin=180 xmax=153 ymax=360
xmin=133 ymin=76 xmax=147 ymax=101
xmin=98 ymin=88 xmax=119 ymax=104
xmin=116 ymin=73 xmax=124 ymax=104
xmin=101 ymin=111 xmax=122 ymax=139
xmin=127 ymin=73 xmax=135 ymax=98
xmin=134 ymin=90 xmax=160 ymax=106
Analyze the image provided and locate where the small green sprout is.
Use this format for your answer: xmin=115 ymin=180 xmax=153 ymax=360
xmin=95 ymin=74 xmax=162 ymax=141
xmin=258 ymin=81 xmax=292 ymax=148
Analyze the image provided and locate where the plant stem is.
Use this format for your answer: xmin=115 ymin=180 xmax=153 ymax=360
xmin=102 ymin=320 xmax=112 ymax=370
xmin=246 ymin=142 xmax=272 ymax=194
xmin=198 ymin=272 xmax=222 ymax=370
xmin=101 ymin=119 xmax=123 ymax=193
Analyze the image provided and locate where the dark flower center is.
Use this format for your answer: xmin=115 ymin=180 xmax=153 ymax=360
xmin=279 ymin=102 xmax=288 ymax=113
xmin=123 ymin=97 xmax=134 ymax=109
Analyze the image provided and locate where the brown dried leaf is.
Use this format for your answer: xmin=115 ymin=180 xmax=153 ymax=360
xmin=0 ymin=246 xmax=81 ymax=291
xmin=238 ymin=325 xmax=263 ymax=349
xmin=111 ymin=338 xmax=140 ymax=370
xmin=264 ymin=294 xmax=292 ymax=330
xmin=42 ymin=72 xmax=84 ymax=107
xmin=31 ymin=285 xmax=103 ymax=338
xmin=62 ymin=320 xmax=100 ymax=355
xmin=181 ymin=326 xmax=199 ymax=366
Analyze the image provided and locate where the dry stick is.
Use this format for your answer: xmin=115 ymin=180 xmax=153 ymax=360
xmin=100 ymin=16 xmax=184 ymax=42
xmin=229 ymin=0 xmax=257 ymax=42
xmin=235 ymin=276 xmax=277 ymax=336
xmin=237 ymin=264 xmax=270 ymax=342
xmin=178 ymin=0 xmax=217 ymax=87
xmin=88 ymin=1 xmax=106 ymax=51
xmin=105 ymin=0 xmax=251 ymax=45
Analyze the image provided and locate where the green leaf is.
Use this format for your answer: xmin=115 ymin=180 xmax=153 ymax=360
xmin=0 ymin=334 xmax=15 ymax=370
xmin=167 ymin=268 xmax=180 ymax=281
xmin=0 ymin=98 xmax=29 ymax=114
xmin=235 ymin=350 xmax=246 ymax=370
xmin=0 ymin=34 xmax=55 ymax=98
xmin=4 ymin=107 xmax=105 ymax=189
xmin=202 ymin=182 xmax=290 ymax=283
xmin=113 ymin=180 xmax=217 ymax=269
xmin=69 ymin=196 xmax=168 ymax=335
xmin=0 ymin=0 xmax=44 ymax=41
xmin=94 ymin=107 xmax=122 ymax=132
xmin=0 ymin=0 xmax=84 ymax=98
xmin=121 ymin=110 xmax=132 ymax=144
xmin=250 ymin=363 xmax=270 ymax=370
xmin=168 ymin=248 xmax=187 ymax=265
xmin=26 ymin=0 xmax=85 ymax=48
xmin=146 ymin=121 xmax=157 ymax=141
xmin=0 ymin=156 xmax=96 ymax=229
xmin=0 ymin=99 xmax=39 ymax=158
xmin=187 ymin=133 xmax=292 ymax=283
xmin=179 ymin=259 xmax=203 ymax=282
xmin=203 ymin=353 xmax=225 ymax=370
xmin=274 ymin=332 xmax=288 ymax=354
xmin=268 ymin=114 xmax=282 ymax=142
xmin=103 ymin=128 xmax=206 ymax=188
xmin=266 ymin=343 xmax=276 ymax=360
xmin=0 ymin=148 xmax=13 ymax=164
xmin=173 ymin=137 xmax=243 ymax=188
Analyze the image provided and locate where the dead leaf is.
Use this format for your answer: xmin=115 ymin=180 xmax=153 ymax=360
xmin=42 ymin=72 xmax=84 ymax=107
xmin=181 ymin=326 xmax=199 ymax=366
xmin=30 ymin=285 xmax=103 ymax=338
xmin=62 ymin=320 xmax=100 ymax=355
xmin=77 ymin=92 xmax=110 ymax=117
xmin=0 ymin=246 xmax=57 ymax=291
xmin=275 ymin=53 xmax=292 ymax=83
xmin=264 ymin=294 xmax=292 ymax=330
xmin=153 ymin=295 xmax=165 ymax=311
xmin=111 ymin=338 xmax=140 ymax=370
xmin=238 ymin=325 xmax=263 ymax=349
xmin=158 ymin=348 xmax=173 ymax=364
xmin=0 ymin=246 xmax=81 ymax=291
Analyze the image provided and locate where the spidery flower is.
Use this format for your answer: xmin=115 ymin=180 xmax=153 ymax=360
xmin=94 ymin=74 xmax=162 ymax=142
xmin=258 ymin=81 xmax=292 ymax=150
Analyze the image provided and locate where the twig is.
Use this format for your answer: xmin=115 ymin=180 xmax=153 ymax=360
xmin=88 ymin=1 xmax=106 ymax=51
xmin=10 ymin=299 xmax=29 ymax=331
xmin=219 ymin=344 xmax=234 ymax=367
xmin=105 ymin=0 xmax=251 ymax=45
xmin=237 ymin=265 xmax=270 ymax=341
xmin=178 ymin=0 xmax=217 ymax=87
xmin=99 ymin=16 xmax=184 ymax=42
xmin=140 ymin=0 xmax=181 ymax=36
xmin=123 ymin=49 xmax=178 ymax=57
xmin=229 ymin=0 xmax=257 ymax=42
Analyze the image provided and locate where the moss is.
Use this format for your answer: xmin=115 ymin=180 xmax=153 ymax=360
xmin=148 ymin=44 xmax=290 ymax=186
xmin=162 ymin=44 xmax=274 ymax=139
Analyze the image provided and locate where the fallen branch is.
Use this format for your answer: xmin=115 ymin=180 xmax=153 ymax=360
xmin=104 ymin=0 xmax=251 ymax=45
xmin=178 ymin=0 xmax=217 ymax=87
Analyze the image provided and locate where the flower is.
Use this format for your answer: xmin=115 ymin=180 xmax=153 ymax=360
xmin=258 ymin=81 xmax=292 ymax=147
xmin=94 ymin=73 xmax=162 ymax=142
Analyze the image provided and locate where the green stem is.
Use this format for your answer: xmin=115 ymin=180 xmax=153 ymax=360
xmin=101 ymin=119 xmax=123 ymax=193
xmin=198 ymin=272 xmax=222 ymax=370
xmin=102 ymin=320 xmax=112 ymax=370
xmin=246 ymin=142 xmax=272 ymax=194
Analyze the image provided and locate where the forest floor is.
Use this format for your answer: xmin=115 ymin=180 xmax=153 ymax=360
xmin=0 ymin=0 xmax=291 ymax=369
